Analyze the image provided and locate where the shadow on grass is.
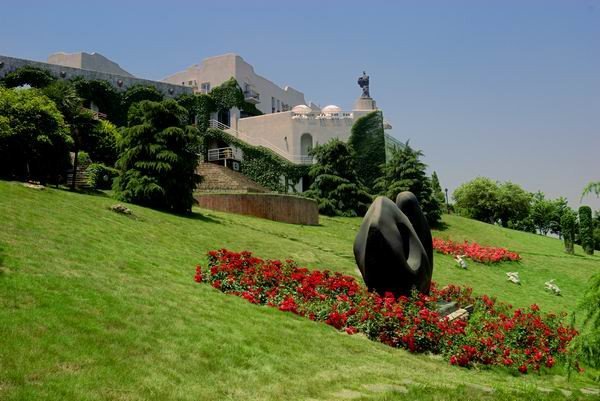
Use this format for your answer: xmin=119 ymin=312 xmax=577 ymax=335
xmin=431 ymin=221 xmax=450 ymax=232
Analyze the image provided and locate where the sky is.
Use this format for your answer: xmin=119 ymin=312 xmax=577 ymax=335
xmin=1 ymin=0 xmax=598 ymax=209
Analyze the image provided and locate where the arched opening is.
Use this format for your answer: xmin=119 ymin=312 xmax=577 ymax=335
xmin=300 ymin=133 xmax=313 ymax=157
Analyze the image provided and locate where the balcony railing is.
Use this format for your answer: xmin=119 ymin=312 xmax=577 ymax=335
xmin=291 ymin=111 xmax=353 ymax=120
xmin=243 ymin=88 xmax=260 ymax=104
xmin=207 ymin=147 xmax=243 ymax=162
xmin=208 ymin=119 xmax=315 ymax=165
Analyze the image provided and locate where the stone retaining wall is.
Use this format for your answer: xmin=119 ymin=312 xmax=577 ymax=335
xmin=196 ymin=193 xmax=319 ymax=225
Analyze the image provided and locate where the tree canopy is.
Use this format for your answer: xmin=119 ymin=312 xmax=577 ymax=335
xmin=304 ymin=138 xmax=372 ymax=217
xmin=114 ymin=99 xmax=201 ymax=213
xmin=374 ymin=142 xmax=442 ymax=227
xmin=348 ymin=111 xmax=385 ymax=192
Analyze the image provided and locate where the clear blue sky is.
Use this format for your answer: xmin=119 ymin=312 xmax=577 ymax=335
xmin=1 ymin=0 xmax=599 ymax=209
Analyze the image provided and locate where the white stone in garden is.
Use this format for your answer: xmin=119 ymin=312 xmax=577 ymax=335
xmin=454 ymin=255 xmax=468 ymax=269
xmin=544 ymin=279 xmax=561 ymax=296
xmin=506 ymin=272 xmax=521 ymax=285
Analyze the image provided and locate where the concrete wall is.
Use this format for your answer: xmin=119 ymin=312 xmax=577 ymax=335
xmin=238 ymin=111 xmax=356 ymax=158
xmin=48 ymin=52 xmax=134 ymax=77
xmin=196 ymin=193 xmax=319 ymax=225
xmin=0 ymin=55 xmax=191 ymax=98
xmin=162 ymin=54 xmax=306 ymax=115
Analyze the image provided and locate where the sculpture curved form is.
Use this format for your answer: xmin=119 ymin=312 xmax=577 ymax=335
xmin=353 ymin=192 xmax=433 ymax=296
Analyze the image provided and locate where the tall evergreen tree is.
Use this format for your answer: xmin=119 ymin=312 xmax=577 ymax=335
xmin=114 ymin=99 xmax=201 ymax=213
xmin=579 ymin=206 xmax=595 ymax=255
xmin=431 ymin=171 xmax=446 ymax=212
xmin=560 ymin=209 xmax=577 ymax=254
xmin=374 ymin=142 xmax=442 ymax=227
xmin=304 ymin=138 xmax=372 ymax=217
xmin=348 ymin=111 xmax=385 ymax=192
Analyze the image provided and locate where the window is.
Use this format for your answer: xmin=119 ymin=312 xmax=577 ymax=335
xmin=271 ymin=97 xmax=276 ymax=113
xmin=277 ymin=99 xmax=281 ymax=112
xmin=200 ymin=82 xmax=211 ymax=94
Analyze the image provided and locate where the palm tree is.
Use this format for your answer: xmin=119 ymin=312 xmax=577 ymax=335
xmin=581 ymin=181 xmax=600 ymax=201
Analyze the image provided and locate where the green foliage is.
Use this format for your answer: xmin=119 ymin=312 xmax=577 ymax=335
xmin=86 ymin=162 xmax=118 ymax=190
xmin=176 ymin=93 xmax=215 ymax=132
xmin=529 ymin=193 xmax=570 ymax=237
xmin=0 ymin=87 xmax=72 ymax=183
xmin=431 ymin=171 xmax=446 ymax=211
xmin=122 ymin=85 xmax=164 ymax=125
xmin=453 ymin=177 xmax=532 ymax=228
xmin=453 ymin=177 xmax=499 ymax=224
xmin=579 ymin=206 xmax=594 ymax=255
xmin=114 ymin=99 xmax=201 ymax=213
xmin=348 ymin=111 xmax=385 ymax=191
xmin=202 ymin=128 xmax=307 ymax=192
xmin=572 ymin=272 xmax=600 ymax=371
xmin=560 ymin=209 xmax=577 ymax=254
xmin=71 ymin=78 xmax=123 ymax=125
xmin=209 ymin=77 xmax=244 ymax=112
xmin=496 ymin=182 xmax=532 ymax=228
xmin=374 ymin=141 xmax=441 ymax=226
xmin=581 ymin=181 xmax=600 ymax=200
xmin=0 ymin=66 xmax=55 ymax=88
xmin=86 ymin=120 xmax=120 ymax=165
xmin=304 ymin=139 xmax=372 ymax=217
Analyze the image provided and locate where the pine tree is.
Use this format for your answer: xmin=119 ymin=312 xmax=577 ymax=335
xmin=114 ymin=99 xmax=201 ymax=213
xmin=560 ymin=209 xmax=577 ymax=254
xmin=374 ymin=142 xmax=441 ymax=227
xmin=304 ymin=139 xmax=372 ymax=217
xmin=431 ymin=171 xmax=446 ymax=212
xmin=579 ymin=206 xmax=595 ymax=255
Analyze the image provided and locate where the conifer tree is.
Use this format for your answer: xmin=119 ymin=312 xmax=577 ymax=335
xmin=114 ymin=99 xmax=201 ymax=213
xmin=374 ymin=142 xmax=441 ymax=226
xmin=304 ymin=139 xmax=372 ymax=217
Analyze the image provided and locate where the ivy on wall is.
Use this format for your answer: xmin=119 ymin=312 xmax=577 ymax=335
xmin=202 ymin=128 xmax=308 ymax=192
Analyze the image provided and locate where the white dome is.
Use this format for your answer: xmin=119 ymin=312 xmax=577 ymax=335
xmin=291 ymin=104 xmax=312 ymax=114
xmin=321 ymin=104 xmax=341 ymax=113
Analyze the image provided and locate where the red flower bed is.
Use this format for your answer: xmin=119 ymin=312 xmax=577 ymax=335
xmin=194 ymin=249 xmax=575 ymax=373
xmin=433 ymin=238 xmax=521 ymax=263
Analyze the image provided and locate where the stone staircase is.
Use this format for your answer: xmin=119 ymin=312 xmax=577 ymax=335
xmin=196 ymin=162 xmax=269 ymax=193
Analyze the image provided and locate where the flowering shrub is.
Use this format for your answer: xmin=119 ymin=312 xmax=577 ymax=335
xmin=195 ymin=249 xmax=576 ymax=373
xmin=433 ymin=238 xmax=521 ymax=263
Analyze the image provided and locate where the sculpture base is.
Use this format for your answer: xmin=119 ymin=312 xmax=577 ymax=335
xmin=354 ymin=97 xmax=377 ymax=111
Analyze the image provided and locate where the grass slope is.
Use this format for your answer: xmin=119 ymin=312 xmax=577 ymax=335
xmin=0 ymin=181 xmax=598 ymax=401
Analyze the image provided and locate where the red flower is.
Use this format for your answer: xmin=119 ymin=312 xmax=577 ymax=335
xmin=519 ymin=364 xmax=528 ymax=374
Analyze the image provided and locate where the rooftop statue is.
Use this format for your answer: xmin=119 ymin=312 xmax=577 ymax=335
xmin=357 ymin=71 xmax=370 ymax=98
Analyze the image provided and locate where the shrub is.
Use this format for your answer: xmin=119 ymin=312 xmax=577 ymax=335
xmin=579 ymin=206 xmax=594 ymax=255
xmin=87 ymin=163 xmax=118 ymax=190
xmin=561 ymin=210 xmax=577 ymax=254
xmin=304 ymin=139 xmax=372 ymax=217
xmin=572 ymin=272 xmax=600 ymax=371
xmin=1 ymin=66 xmax=55 ymax=88
xmin=0 ymin=87 xmax=72 ymax=183
xmin=195 ymin=249 xmax=577 ymax=374
xmin=114 ymin=99 xmax=201 ymax=213
xmin=374 ymin=142 xmax=441 ymax=226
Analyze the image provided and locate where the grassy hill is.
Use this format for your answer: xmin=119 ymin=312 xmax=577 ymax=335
xmin=0 ymin=180 xmax=598 ymax=401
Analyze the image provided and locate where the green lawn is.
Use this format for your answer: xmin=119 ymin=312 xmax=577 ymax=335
xmin=1 ymin=181 xmax=598 ymax=400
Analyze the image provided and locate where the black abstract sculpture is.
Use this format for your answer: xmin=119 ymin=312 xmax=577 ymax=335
xmin=353 ymin=192 xmax=433 ymax=297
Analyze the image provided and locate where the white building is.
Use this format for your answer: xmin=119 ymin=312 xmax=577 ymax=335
xmin=162 ymin=53 xmax=401 ymax=170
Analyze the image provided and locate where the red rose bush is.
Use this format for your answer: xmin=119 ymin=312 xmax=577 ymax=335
xmin=195 ymin=249 xmax=575 ymax=373
xmin=433 ymin=238 xmax=521 ymax=263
